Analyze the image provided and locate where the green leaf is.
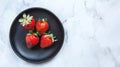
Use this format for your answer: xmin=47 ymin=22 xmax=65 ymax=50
xmin=27 ymin=14 xmax=30 ymax=19
xmin=44 ymin=18 xmax=47 ymax=22
xmin=29 ymin=30 xmax=33 ymax=34
xmin=28 ymin=16 xmax=33 ymax=21
xmin=18 ymin=19 xmax=23 ymax=22
xmin=36 ymin=32 xmax=41 ymax=36
xmin=25 ymin=20 xmax=28 ymax=24
xmin=23 ymin=13 xmax=26 ymax=18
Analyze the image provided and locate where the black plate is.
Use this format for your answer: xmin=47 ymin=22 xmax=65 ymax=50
xmin=9 ymin=8 xmax=64 ymax=63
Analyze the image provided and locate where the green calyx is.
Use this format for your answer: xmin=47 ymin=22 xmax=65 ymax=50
xmin=18 ymin=13 xmax=33 ymax=26
xmin=28 ymin=30 xmax=40 ymax=36
xmin=45 ymin=32 xmax=57 ymax=42
xmin=38 ymin=18 xmax=47 ymax=22
xmin=29 ymin=30 xmax=33 ymax=34
xmin=36 ymin=32 xmax=41 ymax=36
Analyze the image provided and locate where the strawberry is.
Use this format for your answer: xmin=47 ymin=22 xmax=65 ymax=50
xmin=40 ymin=33 xmax=57 ymax=48
xmin=36 ymin=18 xmax=49 ymax=34
xmin=25 ymin=32 xmax=39 ymax=49
xmin=19 ymin=13 xmax=35 ymax=30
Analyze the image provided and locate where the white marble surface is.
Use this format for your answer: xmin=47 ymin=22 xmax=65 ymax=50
xmin=0 ymin=0 xmax=120 ymax=67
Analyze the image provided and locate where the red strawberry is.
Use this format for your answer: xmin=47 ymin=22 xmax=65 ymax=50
xmin=19 ymin=13 xmax=35 ymax=30
xmin=40 ymin=33 xmax=57 ymax=48
xmin=25 ymin=33 xmax=39 ymax=49
xmin=36 ymin=18 xmax=49 ymax=34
